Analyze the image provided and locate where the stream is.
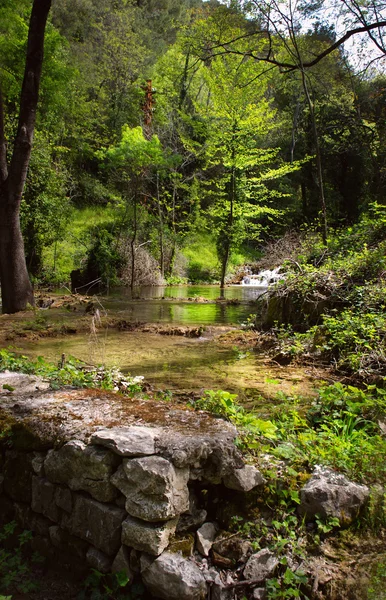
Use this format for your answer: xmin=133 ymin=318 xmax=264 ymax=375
xmin=6 ymin=285 xmax=322 ymax=406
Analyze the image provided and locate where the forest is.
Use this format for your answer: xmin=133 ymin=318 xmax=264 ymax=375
xmin=1 ymin=1 xmax=386 ymax=599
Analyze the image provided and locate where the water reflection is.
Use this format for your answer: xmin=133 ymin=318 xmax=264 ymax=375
xmin=102 ymin=285 xmax=265 ymax=325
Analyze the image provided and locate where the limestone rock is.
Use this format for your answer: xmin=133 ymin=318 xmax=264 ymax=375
xmin=177 ymin=490 xmax=207 ymax=533
xmin=121 ymin=515 xmax=177 ymax=556
xmin=14 ymin=502 xmax=52 ymax=536
xmin=224 ymin=465 xmax=266 ymax=492
xmin=62 ymin=494 xmax=125 ymax=556
xmin=212 ymin=535 xmax=252 ymax=564
xmin=112 ymin=456 xmax=189 ymax=522
xmin=243 ymin=549 xmax=278 ymax=582
xmin=112 ymin=546 xmax=134 ymax=580
xmin=31 ymin=476 xmax=60 ymax=522
xmin=55 ymin=485 xmax=72 ymax=513
xmin=91 ymin=426 xmax=160 ymax=457
xmin=253 ymin=589 xmax=268 ymax=600
xmin=31 ymin=452 xmax=46 ymax=476
xmin=44 ymin=440 xmax=120 ymax=502
xmin=86 ymin=546 xmax=112 ymax=573
xmin=299 ymin=466 xmax=370 ymax=524
xmin=49 ymin=525 xmax=88 ymax=559
xmin=196 ymin=522 xmax=217 ymax=557
xmin=0 ymin=371 xmax=50 ymax=395
xmin=141 ymin=552 xmax=207 ymax=600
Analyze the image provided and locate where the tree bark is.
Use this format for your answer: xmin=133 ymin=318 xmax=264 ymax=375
xmin=0 ymin=0 xmax=52 ymax=313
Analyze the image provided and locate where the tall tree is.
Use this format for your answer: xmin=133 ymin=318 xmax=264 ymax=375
xmin=0 ymin=0 xmax=52 ymax=313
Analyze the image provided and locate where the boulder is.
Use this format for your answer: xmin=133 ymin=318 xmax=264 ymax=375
xmin=141 ymin=552 xmax=207 ymax=600
xmin=121 ymin=515 xmax=177 ymax=556
xmin=91 ymin=426 xmax=160 ymax=457
xmin=196 ymin=522 xmax=217 ymax=557
xmin=243 ymin=549 xmax=278 ymax=582
xmin=299 ymin=466 xmax=370 ymax=524
xmin=224 ymin=465 xmax=266 ymax=492
xmin=62 ymin=494 xmax=126 ymax=556
xmin=111 ymin=456 xmax=189 ymax=522
xmin=44 ymin=440 xmax=120 ymax=502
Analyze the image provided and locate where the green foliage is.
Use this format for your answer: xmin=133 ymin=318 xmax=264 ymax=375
xmin=195 ymin=389 xmax=278 ymax=439
xmin=0 ymin=522 xmax=42 ymax=596
xmin=77 ymin=568 xmax=145 ymax=600
xmin=0 ymin=350 xmax=144 ymax=396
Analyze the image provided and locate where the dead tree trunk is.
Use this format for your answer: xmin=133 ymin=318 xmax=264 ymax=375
xmin=0 ymin=0 xmax=52 ymax=313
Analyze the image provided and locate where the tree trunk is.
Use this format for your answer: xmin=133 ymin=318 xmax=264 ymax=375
xmin=220 ymin=165 xmax=235 ymax=288
xmin=0 ymin=0 xmax=52 ymax=313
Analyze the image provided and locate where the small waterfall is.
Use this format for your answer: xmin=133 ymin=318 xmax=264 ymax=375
xmin=241 ymin=267 xmax=283 ymax=287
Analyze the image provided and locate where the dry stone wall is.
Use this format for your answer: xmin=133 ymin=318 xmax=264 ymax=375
xmin=0 ymin=379 xmax=266 ymax=599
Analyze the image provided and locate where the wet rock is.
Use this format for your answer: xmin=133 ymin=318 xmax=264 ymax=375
xmin=62 ymin=494 xmax=125 ymax=556
xmin=141 ymin=552 xmax=207 ymax=600
xmin=243 ymin=549 xmax=279 ymax=583
xmin=112 ymin=456 xmax=189 ymax=522
xmin=196 ymin=522 xmax=217 ymax=556
xmin=0 ymin=371 xmax=50 ymax=395
xmin=31 ymin=476 xmax=60 ymax=522
xmin=44 ymin=440 xmax=120 ymax=502
xmin=86 ymin=546 xmax=112 ymax=573
xmin=299 ymin=466 xmax=370 ymax=524
xmin=224 ymin=465 xmax=266 ymax=492
xmin=91 ymin=426 xmax=160 ymax=457
xmin=121 ymin=515 xmax=177 ymax=556
xmin=212 ymin=535 xmax=252 ymax=564
xmin=112 ymin=546 xmax=134 ymax=580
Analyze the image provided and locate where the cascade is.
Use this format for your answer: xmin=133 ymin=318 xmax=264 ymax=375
xmin=241 ymin=267 xmax=283 ymax=287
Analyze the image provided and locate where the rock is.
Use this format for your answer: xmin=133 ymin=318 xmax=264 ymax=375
xmin=44 ymin=440 xmax=120 ymax=502
xmin=224 ymin=465 xmax=266 ymax=492
xmin=86 ymin=547 xmax=112 ymax=573
xmin=211 ymin=582 xmax=235 ymax=600
xmin=31 ymin=452 xmax=46 ymax=476
xmin=299 ymin=466 xmax=370 ymax=524
xmin=141 ymin=552 xmax=207 ymax=600
xmin=31 ymin=476 xmax=60 ymax=522
xmin=253 ymin=588 xmax=268 ymax=600
xmin=121 ymin=515 xmax=177 ymax=556
xmin=62 ymin=494 xmax=125 ymax=556
xmin=0 ymin=371 xmax=50 ymax=395
xmin=196 ymin=522 xmax=217 ymax=556
xmin=55 ymin=486 xmax=72 ymax=513
xmin=112 ymin=546 xmax=134 ymax=581
xmin=14 ymin=502 xmax=52 ymax=536
xmin=91 ymin=426 xmax=160 ymax=457
xmin=212 ymin=535 xmax=252 ymax=564
xmin=177 ymin=490 xmax=207 ymax=533
xmin=112 ymin=456 xmax=189 ymax=522
xmin=49 ymin=525 xmax=88 ymax=558
xmin=243 ymin=549 xmax=279 ymax=583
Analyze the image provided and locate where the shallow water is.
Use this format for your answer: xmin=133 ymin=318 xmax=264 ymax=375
xmin=100 ymin=284 xmax=266 ymax=326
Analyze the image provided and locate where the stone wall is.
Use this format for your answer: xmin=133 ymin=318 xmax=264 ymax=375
xmin=0 ymin=380 xmax=266 ymax=599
